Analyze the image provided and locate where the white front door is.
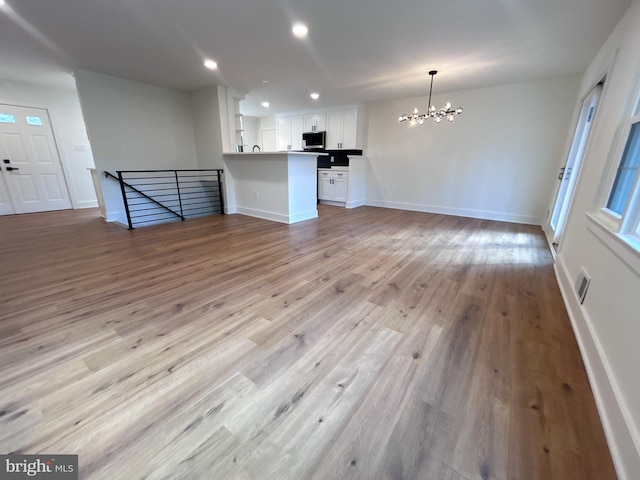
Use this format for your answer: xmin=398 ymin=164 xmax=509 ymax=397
xmin=0 ymin=173 xmax=15 ymax=215
xmin=0 ymin=104 xmax=72 ymax=214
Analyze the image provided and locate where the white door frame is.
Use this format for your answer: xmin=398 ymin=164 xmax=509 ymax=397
xmin=545 ymin=82 xmax=603 ymax=251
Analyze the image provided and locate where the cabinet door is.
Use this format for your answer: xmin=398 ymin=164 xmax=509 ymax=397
xmin=304 ymin=113 xmax=327 ymax=133
xmin=326 ymin=112 xmax=343 ymax=149
xmin=318 ymin=172 xmax=334 ymax=200
xmin=315 ymin=113 xmax=327 ymax=132
xmin=341 ymin=109 xmax=358 ymax=149
xmin=333 ymin=177 xmax=348 ymax=202
xmin=304 ymin=114 xmax=316 ymax=133
xmin=291 ymin=116 xmax=304 ymax=150
xmin=276 ymin=118 xmax=291 ymax=151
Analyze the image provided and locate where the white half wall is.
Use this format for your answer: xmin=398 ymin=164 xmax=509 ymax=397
xmin=0 ymin=79 xmax=98 ymax=209
xmin=551 ymin=1 xmax=640 ymax=478
xmin=75 ymin=70 xmax=198 ymax=224
xmin=365 ymin=77 xmax=580 ymax=225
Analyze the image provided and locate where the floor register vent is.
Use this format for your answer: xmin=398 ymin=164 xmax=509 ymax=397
xmin=574 ymin=268 xmax=591 ymax=305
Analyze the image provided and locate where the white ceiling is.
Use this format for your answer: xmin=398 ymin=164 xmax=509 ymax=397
xmin=0 ymin=0 xmax=632 ymax=117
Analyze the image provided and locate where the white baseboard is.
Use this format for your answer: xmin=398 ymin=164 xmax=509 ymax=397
xmin=319 ymin=200 xmax=346 ymax=207
xmin=234 ymin=206 xmax=316 ymax=224
xmin=76 ymin=200 xmax=99 ymax=209
xmin=364 ymin=199 xmax=541 ymax=225
xmin=346 ymin=199 xmax=365 ymax=209
xmin=555 ymin=258 xmax=640 ymax=480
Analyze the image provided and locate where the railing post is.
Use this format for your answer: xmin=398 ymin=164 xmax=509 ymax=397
xmin=174 ymin=171 xmax=185 ymax=220
xmin=118 ymin=171 xmax=134 ymax=229
xmin=217 ymin=169 xmax=225 ymax=215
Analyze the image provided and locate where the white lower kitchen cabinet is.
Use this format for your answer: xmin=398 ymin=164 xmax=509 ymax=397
xmin=317 ymin=156 xmax=367 ymax=208
xmin=318 ymin=169 xmax=348 ymax=202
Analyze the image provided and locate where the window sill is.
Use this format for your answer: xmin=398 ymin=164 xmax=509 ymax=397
xmin=585 ymin=212 xmax=640 ymax=278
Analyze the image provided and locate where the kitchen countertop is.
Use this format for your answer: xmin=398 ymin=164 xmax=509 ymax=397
xmin=224 ymin=151 xmax=328 ymax=157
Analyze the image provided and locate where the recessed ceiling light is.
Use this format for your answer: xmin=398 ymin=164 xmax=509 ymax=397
xmin=261 ymin=102 xmax=270 ymax=108
xmin=0 ymin=0 xmax=6 ymax=6
xmin=292 ymin=23 xmax=308 ymax=38
xmin=261 ymin=80 xmax=269 ymax=84
xmin=310 ymin=92 xmax=320 ymax=100
xmin=203 ymin=59 xmax=218 ymax=70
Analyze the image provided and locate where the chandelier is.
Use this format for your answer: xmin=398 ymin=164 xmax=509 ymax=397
xmin=399 ymin=70 xmax=463 ymax=125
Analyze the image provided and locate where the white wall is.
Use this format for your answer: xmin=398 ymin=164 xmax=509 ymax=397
xmin=365 ymin=77 xmax=580 ymax=225
xmin=191 ymin=86 xmax=224 ymax=169
xmin=552 ymin=1 xmax=640 ymax=478
xmin=75 ymin=70 xmax=198 ymax=223
xmin=0 ymin=79 xmax=98 ymax=209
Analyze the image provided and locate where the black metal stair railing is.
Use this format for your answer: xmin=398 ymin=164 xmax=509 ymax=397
xmin=105 ymin=169 xmax=224 ymax=229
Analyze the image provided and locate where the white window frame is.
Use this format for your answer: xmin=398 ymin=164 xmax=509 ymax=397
xmin=593 ymin=86 xmax=640 ymax=254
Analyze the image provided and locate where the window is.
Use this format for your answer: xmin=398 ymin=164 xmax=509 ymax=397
xmin=601 ymin=103 xmax=640 ymax=249
xmin=0 ymin=113 xmax=16 ymax=124
xmin=607 ymin=119 xmax=640 ymax=214
xmin=25 ymin=116 xmax=43 ymax=126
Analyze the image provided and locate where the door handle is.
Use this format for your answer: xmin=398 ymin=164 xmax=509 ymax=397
xmin=6 ymin=166 xmax=19 ymax=171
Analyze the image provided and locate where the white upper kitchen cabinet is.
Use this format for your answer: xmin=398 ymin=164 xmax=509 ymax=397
xmin=326 ymin=108 xmax=358 ymax=149
xmin=276 ymin=116 xmax=303 ymax=151
xmin=304 ymin=113 xmax=326 ymax=133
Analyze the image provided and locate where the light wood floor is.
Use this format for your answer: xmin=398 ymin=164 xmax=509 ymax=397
xmin=0 ymin=206 xmax=616 ymax=480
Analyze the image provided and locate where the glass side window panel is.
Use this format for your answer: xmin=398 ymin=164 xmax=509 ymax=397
xmin=607 ymin=121 xmax=640 ymax=214
xmin=0 ymin=113 xmax=16 ymax=124
xmin=25 ymin=116 xmax=43 ymax=126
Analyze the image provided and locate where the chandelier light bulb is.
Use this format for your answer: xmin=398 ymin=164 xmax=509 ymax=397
xmin=445 ymin=102 xmax=452 ymax=110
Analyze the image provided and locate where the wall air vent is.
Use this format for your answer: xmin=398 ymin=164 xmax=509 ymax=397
xmin=574 ymin=268 xmax=591 ymax=305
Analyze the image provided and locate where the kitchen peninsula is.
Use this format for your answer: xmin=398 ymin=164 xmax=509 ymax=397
xmin=222 ymin=151 xmax=323 ymax=224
